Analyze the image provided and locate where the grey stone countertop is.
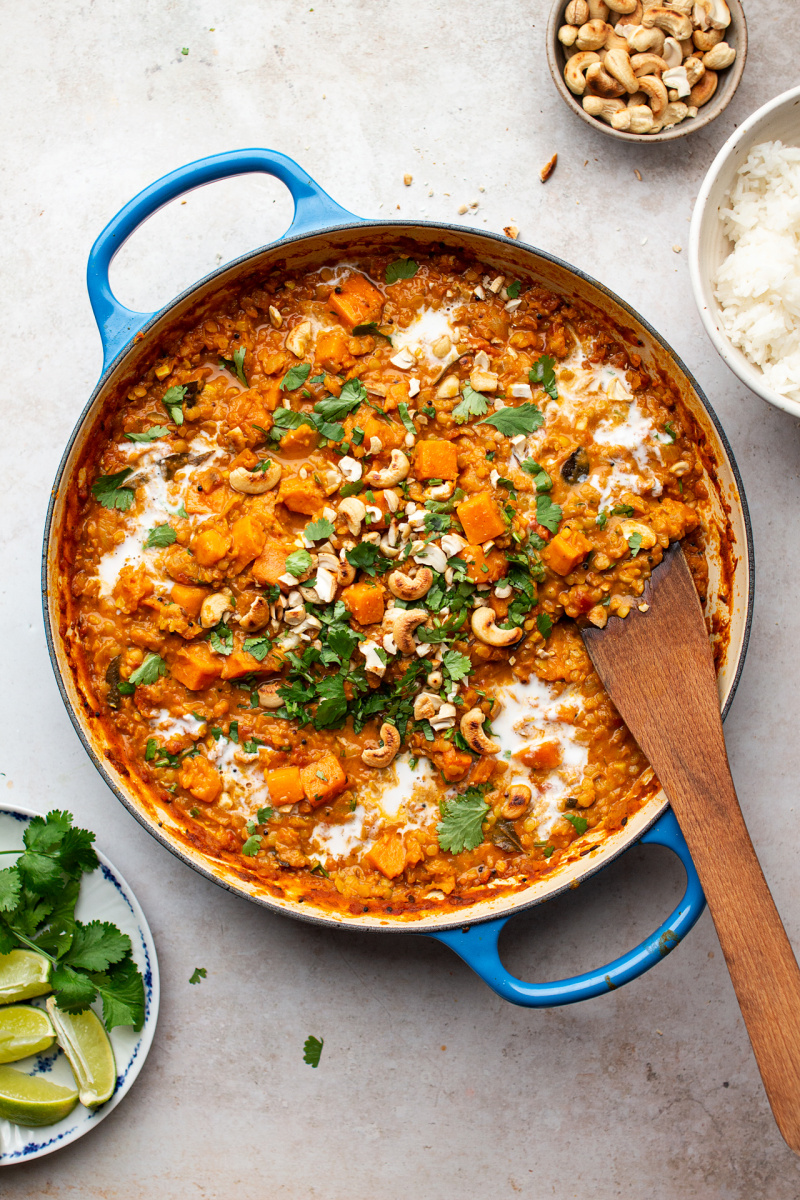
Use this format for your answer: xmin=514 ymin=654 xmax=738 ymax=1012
xmin=3 ymin=1 xmax=800 ymax=1196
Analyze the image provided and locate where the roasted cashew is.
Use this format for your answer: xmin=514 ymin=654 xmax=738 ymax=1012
xmin=689 ymin=68 xmax=716 ymax=105
xmin=692 ymin=27 xmax=723 ymax=51
xmin=565 ymin=0 xmax=589 ymax=23
xmin=258 ymin=681 xmax=283 ymax=709
xmin=565 ymin=50 xmax=601 ymax=94
xmin=436 ymin=375 xmax=460 ymax=399
xmin=683 ymin=55 xmax=705 ymax=85
xmin=604 ymin=47 xmax=640 ymax=92
xmin=285 ymin=320 xmax=312 ymax=358
xmin=586 ymin=61 xmax=627 ymax=98
xmin=628 ymin=25 xmax=665 ymax=53
xmin=200 ymin=593 xmax=233 ymax=629
xmin=364 ymin=450 xmax=410 ymax=488
xmin=413 ymin=691 xmax=443 ymax=721
xmin=661 ymin=35 xmax=683 ymax=67
xmin=229 ymin=461 xmax=282 ymax=494
xmin=630 ymin=51 xmax=669 ymax=75
xmin=606 ymin=0 xmax=637 ymax=11
xmin=582 ymin=95 xmax=626 ymax=123
xmin=336 ymin=560 xmax=356 ymax=586
xmin=642 ymin=6 xmax=692 ymax=38
xmin=659 ymin=100 xmax=690 ymax=127
xmin=619 ymin=519 xmax=657 ymax=549
xmin=460 ymin=708 xmax=499 ymax=756
xmin=471 ymin=607 xmax=523 ymax=647
xmin=501 ymin=784 xmax=532 ymax=820
xmin=702 ymin=41 xmax=734 ymax=69
xmin=361 ymin=722 xmax=401 ymax=768
xmin=611 ymin=103 xmax=654 ymax=132
xmin=388 ymin=567 xmax=434 ymax=601
xmin=379 ymin=533 xmax=402 ymax=560
xmin=391 ymin=608 xmax=428 ymax=655
xmin=587 ymin=0 xmax=609 ymax=17
xmin=636 ymin=72 xmax=668 ymax=117
xmin=576 ymin=18 xmax=611 ymax=50
xmin=237 ymin=594 xmax=271 ymax=632
xmin=338 ymin=496 xmax=366 ymax=536
xmin=559 ymin=23 xmax=579 ymax=47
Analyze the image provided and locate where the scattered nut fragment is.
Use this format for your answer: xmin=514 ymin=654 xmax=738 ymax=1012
xmin=268 ymin=305 xmax=282 ymax=329
xmin=540 ymin=153 xmax=558 ymax=183
xmin=503 ymin=224 xmax=519 ymax=239
xmin=673 ymin=244 xmax=682 ymax=253
xmin=403 ymin=173 xmax=413 ymax=186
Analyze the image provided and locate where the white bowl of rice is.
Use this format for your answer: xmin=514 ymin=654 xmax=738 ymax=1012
xmin=690 ymin=85 xmax=800 ymax=419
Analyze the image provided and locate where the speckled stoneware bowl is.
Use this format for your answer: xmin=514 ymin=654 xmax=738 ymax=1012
xmin=689 ymin=85 xmax=800 ymax=420
xmin=546 ymin=0 xmax=747 ymax=145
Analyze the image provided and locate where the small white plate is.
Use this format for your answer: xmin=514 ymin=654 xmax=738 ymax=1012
xmin=0 ymin=806 xmax=159 ymax=1164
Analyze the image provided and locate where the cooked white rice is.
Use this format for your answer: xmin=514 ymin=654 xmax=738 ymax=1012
xmin=715 ymin=139 xmax=800 ymax=402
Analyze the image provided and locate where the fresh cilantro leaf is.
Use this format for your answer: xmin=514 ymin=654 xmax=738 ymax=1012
xmin=352 ymin=322 xmax=392 ymax=343
xmin=386 ymin=258 xmax=418 ymax=285
xmin=144 ymin=523 xmax=177 ymax=550
xmin=596 ymin=510 xmax=608 ymax=529
xmin=315 ymin=379 xmax=367 ymax=422
xmin=314 ymin=673 xmax=348 ymax=729
xmin=128 ymin=654 xmax=168 ymax=687
xmin=272 ymin=408 xmax=316 ymax=434
xmin=256 ymin=806 xmax=274 ymax=824
xmin=611 ymin=504 xmax=635 ymax=518
xmin=124 ymin=425 xmax=171 ymax=443
xmin=479 ymin=403 xmax=544 ymax=436
xmin=91 ymin=469 xmax=135 ymax=512
xmin=339 ymin=481 xmax=363 ymax=499
xmin=161 ymin=385 xmax=187 ymax=425
xmin=228 ymin=720 xmax=239 ymax=744
xmin=521 ymin=459 xmax=552 ymax=492
xmin=535 ymin=493 xmax=562 ymax=534
xmin=529 ymin=354 xmax=558 ymax=401
xmin=628 ymin=531 xmax=643 ymax=558
xmin=304 ymin=517 xmax=335 ymax=542
xmin=564 ymin=812 xmax=588 ymax=836
xmin=303 ymin=1034 xmax=324 ymax=1067
xmin=252 ymin=458 xmax=275 ymax=473
xmin=17 ymin=853 xmax=64 ymax=895
xmin=285 ymin=549 xmax=313 ymax=578
xmin=243 ymin=635 xmax=273 ymax=662
xmin=219 ymin=345 xmax=248 ymax=387
xmin=207 ymin=621 xmax=233 ymax=656
xmin=50 ymin=963 xmax=98 ymax=1012
xmin=0 ymin=868 xmax=21 ymax=913
xmin=65 ymin=921 xmax=131 ymax=972
xmin=309 ymin=861 xmax=330 ymax=879
xmin=536 ymin=612 xmax=553 ymax=638
xmin=91 ymin=956 xmax=146 ymax=1030
xmin=281 ymin=362 xmax=312 ymax=391
xmin=398 ymin=402 xmax=416 ymax=436
xmin=242 ymin=834 xmax=262 ymax=856
xmin=437 ymin=787 xmax=490 ymax=853
xmin=506 ymin=280 xmax=521 ymax=299
xmin=453 ymin=383 xmax=490 ymax=424
xmin=189 ymin=967 xmax=206 ymax=984
xmin=663 ymin=422 xmax=676 ymax=443
xmin=345 ymin=542 xmax=389 ymax=577
xmin=442 ymin=649 xmax=472 ymax=682
xmin=23 ymin=811 xmax=73 ymax=856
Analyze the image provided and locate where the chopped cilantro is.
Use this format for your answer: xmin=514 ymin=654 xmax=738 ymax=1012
xmin=91 ymin=468 xmax=135 ymax=512
xmin=124 ymin=425 xmax=171 ymax=443
xmin=161 ymin=385 xmax=187 ymax=425
xmin=352 ymin=322 xmax=392 ymax=343
xmin=535 ymin=493 xmax=562 ymax=534
xmin=437 ymin=786 xmax=490 ymax=853
xmin=453 ymin=383 xmax=490 ymax=423
xmin=303 ymin=1035 xmax=324 ymax=1067
xmin=529 ymin=354 xmax=558 ymax=401
xmin=345 ymin=542 xmax=390 ymax=577
xmin=611 ymin=503 xmax=635 ymax=517
xmin=663 ymin=422 xmax=677 ymax=443
xmin=144 ymin=523 xmax=177 ymax=550
xmin=339 ymin=480 xmax=363 ymax=498
xmin=219 ymin=344 xmax=248 ymax=387
xmin=243 ymin=634 xmax=273 ymax=662
xmin=536 ymin=612 xmax=553 ymax=639
xmin=506 ymin=280 xmax=521 ymax=299
xmin=442 ymin=649 xmax=472 ymax=682
xmin=596 ymin=510 xmax=608 ymax=529
xmin=241 ymin=835 xmax=262 ymax=856
xmin=310 ymin=861 xmax=330 ymax=878
xmin=385 ymin=258 xmax=418 ymax=285
xmin=281 ymin=362 xmax=312 ymax=391
xmin=398 ymin=402 xmax=416 ymax=436
xmin=479 ymin=403 xmax=544 ymax=436
xmin=256 ymin=806 xmax=274 ymax=824
xmin=128 ymin=654 xmax=168 ymax=687
xmin=564 ymin=812 xmax=588 ymax=835
xmin=304 ymin=517 xmax=335 ymax=542
xmin=208 ymin=622 xmax=234 ymax=657
xmin=285 ymin=549 xmax=314 ymax=578
xmin=521 ymin=459 xmax=552 ymax=492
xmin=189 ymin=967 xmax=206 ymax=984
xmin=628 ymin=531 xmax=643 ymax=558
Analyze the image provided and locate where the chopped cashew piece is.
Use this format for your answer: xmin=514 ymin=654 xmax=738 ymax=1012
xmin=200 ymin=593 xmax=233 ymax=629
xmin=285 ymin=320 xmax=312 ymax=358
xmin=365 ymin=450 xmax=410 ymax=487
xmin=338 ymin=456 xmax=362 ymax=483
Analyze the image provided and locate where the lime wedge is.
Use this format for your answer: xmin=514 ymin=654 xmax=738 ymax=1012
xmin=0 ymin=1006 xmax=55 ymax=1064
xmin=0 ymin=1065 xmax=78 ymax=1126
xmin=0 ymin=950 xmax=52 ymax=1005
xmin=46 ymin=998 xmax=117 ymax=1108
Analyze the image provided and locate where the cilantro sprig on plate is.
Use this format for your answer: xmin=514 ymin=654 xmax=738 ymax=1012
xmin=0 ymin=811 xmax=145 ymax=1029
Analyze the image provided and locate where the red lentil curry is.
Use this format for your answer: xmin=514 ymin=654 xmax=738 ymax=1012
xmin=59 ymin=248 xmax=726 ymax=919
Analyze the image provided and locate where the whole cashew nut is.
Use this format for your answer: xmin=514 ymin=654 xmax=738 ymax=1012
xmin=642 ymin=7 xmax=692 ymax=39
xmin=636 ymin=72 xmax=668 ymax=117
xmin=692 ymin=27 xmax=723 ymax=51
xmin=582 ymin=95 xmax=626 ymax=123
xmin=388 ymin=567 xmax=434 ymax=601
xmin=229 ymin=461 xmax=282 ymax=494
xmin=391 ymin=608 xmax=428 ymax=655
xmin=605 ymin=0 xmax=637 ymax=10
xmin=564 ymin=50 xmax=601 ymax=94
xmin=612 ymin=102 xmax=654 ymax=132
xmin=630 ymin=51 xmax=669 ymax=75
xmin=702 ymin=41 xmax=735 ymax=70
xmin=501 ymin=784 xmax=532 ymax=820
xmin=365 ymin=450 xmax=410 ymax=488
xmin=285 ymin=320 xmax=313 ymax=358
xmin=338 ymin=496 xmax=367 ymax=535
xmin=565 ymin=0 xmax=589 ymax=23
xmin=619 ymin=519 xmax=657 ymax=549
xmin=683 ymin=55 xmax=706 ymax=86
xmin=336 ymin=560 xmax=356 ymax=586
xmin=200 ymin=592 xmax=233 ymax=629
xmin=689 ymin=68 xmax=717 ymax=106
xmin=585 ymin=61 xmax=627 ymax=98
xmin=460 ymin=708 xmax=499 ymax=756
xmin=258 ymin=681 xmax=283 ymax=709
xmin=471 ymin=607 xmax=523 ymax=647
xmin=587 ymin=0 xmax=609 ymax=17
xmin=576 ymin=18 xmax=612 ymax=50
xmin=361 ymin=722 xmax=401 ymax=768
xmin=559 ymin=24 xmax=579 ymax=46
xmin=604 ymin=47 xmax=640 ymax=93
xmin=628 ymin=26 xmax=665 ymax=53
xmin=237 ymin=594 xmax=272 ymax=632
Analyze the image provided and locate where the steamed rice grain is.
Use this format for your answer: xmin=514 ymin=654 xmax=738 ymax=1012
xmin=715 ymin=140 xmax=800 ymax=402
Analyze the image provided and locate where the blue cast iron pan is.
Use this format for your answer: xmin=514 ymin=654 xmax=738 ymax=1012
xmin=42 ymin=149 xmax=755 ymax=1007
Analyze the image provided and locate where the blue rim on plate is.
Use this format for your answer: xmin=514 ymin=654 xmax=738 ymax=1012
xmin=0 ymin=806 xmax=159 ymax=1165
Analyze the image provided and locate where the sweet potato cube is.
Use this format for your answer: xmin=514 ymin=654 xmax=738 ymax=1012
xmin=252 ymin=543 xmax=292 ymax=587
xmin=414 ymin=439 xmax=459 ymax=481
xmin=278 ymin=475 xmax=324 ymax=516
xmin=264 ymin=766 xmax=305 ymax=806
xmin=221 ymin=649 xmax=280 ymax=680
xmin=327 ymin=272 xmax=384 ymax=330
xmin=544 ymin=528 xmax=592 ymax=576
xmin=192 ymin=527 xmax=232 ymax=566
xmin=366 ymin=834 xmax=407 ymax=879
xmin=170 ymin=583 xmax=209 ymax=619
xmin=179 ymin=756 xmax=222 ymax=805
xmin=300 ymin=754 xmax=348 ymax=808
xmin=456 ymin=493 xmax=507 ymax=545
xmin=515 ymin=740 xmax=562 ymax=771
xmin=280 ymin=423 xmax=319 ymax=455
xmin=171 ymin=642 xmax=224 ymax=691
xmin=315 ymin=327 xmax=355 ymax=374
xmin=341 ymin=580 xmax=385 ymax=625
xmin=112 ymin=564 xmax=154 ymax=614
xmin=229 ymin=514 xmax=266 ymax=570
xmin=461 ymin=545 xmax=508 ymax=584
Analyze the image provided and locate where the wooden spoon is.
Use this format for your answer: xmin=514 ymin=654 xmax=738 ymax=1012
xmin=581 ymin=543 xmax=800 ymax=1154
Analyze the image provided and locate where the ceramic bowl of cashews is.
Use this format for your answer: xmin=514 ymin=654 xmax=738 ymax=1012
xmin=547 ymin=0 xmax=747 ymax=142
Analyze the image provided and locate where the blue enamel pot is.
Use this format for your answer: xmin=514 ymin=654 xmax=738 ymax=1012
xmin=42 ymin=149 xmax=754 ymax=1007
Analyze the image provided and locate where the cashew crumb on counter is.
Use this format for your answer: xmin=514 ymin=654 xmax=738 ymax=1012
xmin=541 ymin=153 xmax=558 ymax=183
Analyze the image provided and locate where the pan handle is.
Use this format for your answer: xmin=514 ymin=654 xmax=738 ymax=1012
xmin=86 ymin=148 xmax=360 ymax=370
xmin=425 ymin=808 xmax=705 ymax=1007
